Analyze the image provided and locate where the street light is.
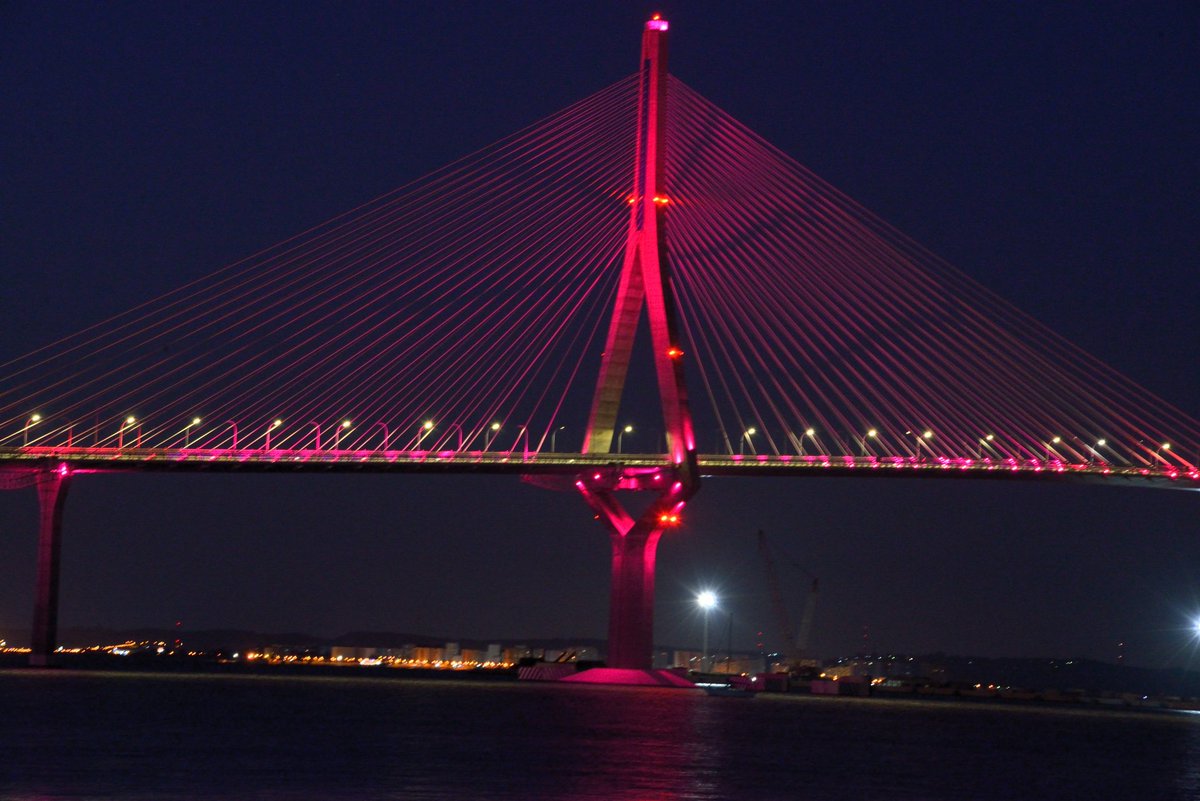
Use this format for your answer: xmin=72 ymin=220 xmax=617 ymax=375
xmin=697 ymin=590 xmax=718 ymax=673
xmin=486 ymin=421 xmax=501 ymax=450
xmin=551 ymin=425 xmax=565 ymax=452
xmin=185 ymin=416 xmax=202 ymax=448
xmin=617 ymin=424 xmax=633 ymax=454
xmin=417 ymin=420 xmax=434 ymax=449
xmin=118 ymin=415 xmax=138 ymax=449
xmin=23 ymin=413 xmax=42 ymax=446
xmin=798 ymin=426 xmax=816 ymax=455
xmin=335 ymin=420 xmax=352 ymax=449
xmin=858 ymin=428 xmax=878 ymax=456
xmin=264 ymin=419 xmax=282 ymax=450
xmin=740 ymin=427 xmax=757 ymax=455
xmin=913 ymin=429 xmax=933 ymax=459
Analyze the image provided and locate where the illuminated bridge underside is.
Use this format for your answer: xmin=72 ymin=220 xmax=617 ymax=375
xmin=1 ymin=448 xmax=1196 ymax=490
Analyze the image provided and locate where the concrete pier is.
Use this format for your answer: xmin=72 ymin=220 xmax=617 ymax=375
xmin=30 ymin=465 xmax=69 ymax=667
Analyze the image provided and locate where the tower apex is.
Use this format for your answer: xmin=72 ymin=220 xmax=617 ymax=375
xmin=646 ymin=15 xmax=668 ymax=31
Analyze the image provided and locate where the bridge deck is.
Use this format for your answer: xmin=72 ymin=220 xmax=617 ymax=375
xmin=0 ymin=446 xmax=1196 ymax=490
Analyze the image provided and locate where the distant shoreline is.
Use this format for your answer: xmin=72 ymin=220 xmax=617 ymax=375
xmin=5 ymin=652 xmax=1200 ymax=718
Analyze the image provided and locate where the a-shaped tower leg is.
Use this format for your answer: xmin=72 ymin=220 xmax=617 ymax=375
xmin=579 ymin=16 xmax=700 ymax=671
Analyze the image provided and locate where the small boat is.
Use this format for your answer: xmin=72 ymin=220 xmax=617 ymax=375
xmin=695 ymin=681 xmax=755 ymax=698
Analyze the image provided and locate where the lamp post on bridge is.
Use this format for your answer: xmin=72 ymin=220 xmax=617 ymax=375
xmin=264 ymin=419 xmax=282 ymax=450
xmin=23 ymin=413 xmax=42 ymax=446
xmin=857 ymin=428 xmax=878 ymax=457
xmin=794 ymin=426 xmax=816 ymax=456
xmin=416 ymin=420 xmax=434 ymax=450
xmin=117 ymin=415 xmax=139 ymax=449
xmin=184 ymin=417 xmax=202 ymax=448
xmin=617 ymin=424 xmax=633 ymax=454
xmin=485 ymin=421 xmax=501 ymax=450
xmin=334 ymin=420 xmax=352 ymax=450
xmin=740 ymin=427 xmax=757 ymax=455
xmin=910 ymin=429 xmax=933 ymax=460
xmin=550 ymin=425 xmax=565 ymax=452
xmin=977 ymin=433 xmax=997 ymax=460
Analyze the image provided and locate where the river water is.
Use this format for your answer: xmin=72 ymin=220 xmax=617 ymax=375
xmin=2 ymin=668 xmax=1199 ymax=800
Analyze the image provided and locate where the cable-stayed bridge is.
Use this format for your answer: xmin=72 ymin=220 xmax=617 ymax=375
xmin=2 ymin=16 xmax=1196 ymax=673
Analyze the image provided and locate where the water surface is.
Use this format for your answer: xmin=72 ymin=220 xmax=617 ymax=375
xmin=2 ymin=669 xmax=1198 ymax=799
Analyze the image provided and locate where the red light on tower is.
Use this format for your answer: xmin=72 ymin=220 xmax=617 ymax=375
xmin=666 ymin=346 xmax=683 ymax=359
xmin=646 ymin=15 xmax=669 ymax=31
xmin=652 ymin=195 xmax=670 ymax=205
xmin=657 ymin=512 xmax=681 ymax=526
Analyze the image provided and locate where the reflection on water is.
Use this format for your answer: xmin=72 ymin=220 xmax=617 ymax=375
xmin=2 ymin=669 xmax=1200 ymax=800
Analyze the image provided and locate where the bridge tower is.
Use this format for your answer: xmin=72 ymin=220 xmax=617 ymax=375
xmin=579 ymin=15 xmax=700 ymax=671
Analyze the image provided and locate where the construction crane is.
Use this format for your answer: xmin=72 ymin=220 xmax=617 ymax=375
xmin=757 ymin=530 xmax=819 ymax=674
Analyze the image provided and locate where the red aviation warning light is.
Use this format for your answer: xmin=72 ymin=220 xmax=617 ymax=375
xmin=627 ymin=194 xmax=671 ymax=206
xmin=658 ymin=512 xmax=681 ymax=526
xmin=666 ymin=346 xmax=683 ymax=359
xmin=647 ymin=15 xmax=669 ymax=31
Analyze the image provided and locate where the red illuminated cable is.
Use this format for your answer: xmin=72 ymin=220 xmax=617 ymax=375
xmin=4 ymin=69 xmax=1198 ymax=473
xmin=665 ymin=77 xmax=1199 ymax=461
xmin=2 ymin=75 xmax=638 ymax=443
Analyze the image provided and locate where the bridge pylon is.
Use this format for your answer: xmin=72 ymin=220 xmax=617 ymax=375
xmin=580 ymin=16 xmax=700 ymax=671
xmin=30 ymin=464 xmax=70 ymax=667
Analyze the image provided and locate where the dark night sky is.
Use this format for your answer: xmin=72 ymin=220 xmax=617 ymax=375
xmin=2 ymin=2 xmax=1198 ymax=668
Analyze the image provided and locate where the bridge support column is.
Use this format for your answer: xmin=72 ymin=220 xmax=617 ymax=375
xmin=579 ymin=482 xmax=686 ymax=670
xmin=607 ymin=523 xmax=663 ymax=670
xmin=30 ymin=466 xmax=70 ymax=667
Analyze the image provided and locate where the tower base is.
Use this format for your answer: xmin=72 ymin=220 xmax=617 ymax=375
xmin=561 ymin=667 xmax=696 ymax=688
